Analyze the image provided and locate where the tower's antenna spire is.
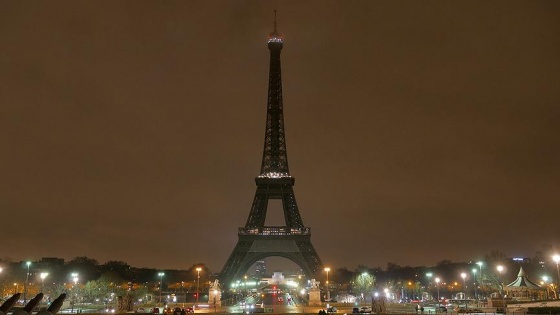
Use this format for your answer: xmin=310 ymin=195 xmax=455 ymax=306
xmin=273 ymin=10 xmax=277 ymax=33
xmin=268 ymin=10 xmax=282 ymax=42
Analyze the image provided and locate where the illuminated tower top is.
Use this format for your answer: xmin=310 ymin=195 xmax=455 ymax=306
xmin=268 ymin=10 xmax=283 ymax=46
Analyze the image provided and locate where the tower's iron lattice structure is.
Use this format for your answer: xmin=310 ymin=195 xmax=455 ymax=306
xmin=219 ymin=17 xmax=323 ymax=286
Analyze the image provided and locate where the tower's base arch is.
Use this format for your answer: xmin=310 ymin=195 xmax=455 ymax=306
xmin=219 ymin=232 xmax=323 ymax=288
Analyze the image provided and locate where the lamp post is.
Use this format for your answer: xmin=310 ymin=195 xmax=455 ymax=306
xmin=497 ymin=266 xmax=505 ymax=313
xmin=426 ymin=273 xmax=433 ymax=300
xmin=40 ymin=272 xmax=49 ymax=293
xmin=553 ymin=255 xmax=560 ymax=298
xmin=461 ymin=273 xmax=468 ymax=312
xmin=324 ymin=267 xmax=331 ymax=302
xmin=435 ymin=277 xmax=441 ymax=314
xmin=196 ymin=268 xmax=202 ymax=308
xmin=23 ymin=261 xmax=31 ymax=304
xmin=71 ymin=273 xmax=79 ymax=313
xmin=476 ymin=262 xmax=483 ymax=294
xmin=472 ymin=269 xmax=478 ymax=306
xmin=158 ymin=272 xmax=165 ymax=304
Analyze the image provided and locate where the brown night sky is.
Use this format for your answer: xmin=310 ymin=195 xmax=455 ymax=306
xmin=1 ymin=1 xmax=559 ymax=272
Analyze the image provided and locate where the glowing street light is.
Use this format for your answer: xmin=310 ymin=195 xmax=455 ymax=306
xmin=24 ymin=261 xmax=31 ymax=304
xmin=472 ymin=268 xmax=478 ymax=305
xmin=324 ymin=267 xmax=331 ymax=302
xmin=196 ymin=267 xmax=202 ymax=307
xmin=497 ymin=265 xmax=505 ymax=312
xmin=426 ymin=273 xmax=433 ymax=300
xmin=158 ymin=272 xmax=165 ymax=304
xmin=435 ymin=277 xmax=441 ymax=313
xmin=476 ymin=261 xmax=483 ymax=282
xmin=461 ymin=273 xmax=468 ymax=312
xmin=72 ymin=273 xmax=79 ymax=285
xmin=553 ymin=255 xmax=560 ymax=296
xmin=71 ymin=273 xmax=79 ymax=313
xmin=40 ymin=272 xmax=49 ymax=293
xmin=461 ymin=273 xmax=467 ymax=293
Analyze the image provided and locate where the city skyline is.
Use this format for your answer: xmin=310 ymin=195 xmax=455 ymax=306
xmin=1 ymin=2 xmax=559 ymax=272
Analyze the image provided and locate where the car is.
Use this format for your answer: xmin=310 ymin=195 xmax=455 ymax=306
xmin=136 ymin=308 xmax=149 ymax=313
xmin=327 ymin=307 xmax=338 ymax=313
xmin=359 ymin=307 xmax=372 ymax=314
xmin=105 ymin=306 xmax=115 ymax=313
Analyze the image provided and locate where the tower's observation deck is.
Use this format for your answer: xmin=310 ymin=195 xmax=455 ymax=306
xmin=239 ymin=226 xmax=311 ymax=236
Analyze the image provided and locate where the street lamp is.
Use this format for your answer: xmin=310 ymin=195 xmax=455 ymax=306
xmin=472 ymin=268 xmax=478 ymax=305
xmin=158 ymin=272 xmax=165 ymax=304
xmin=40 ymin=272 xmax=49 ymax=293
xmin=476 ymin=262 xmax=483 ymax=300
xmin=24 ymin=261 xmax=31 ymax=304
xmin=497 ymin=265 xmax=505 ymax=313
xmin=196 ymin=267 xmax=202 ymax=308
xmin=71 ymin=273 xmax=79 ymax=313
xmin=361 ymin=272 xmax=368 ymax=306
xmin=72 ymin=273 xmax=79 ymax=286
xmin=426 ymin=273 xmax=433 ymax=300
xmin=435 ymin=277 xmax=441 ymax=314
xmin=553 ymin=255 xmax=560 ymax=297
xmin=461 ymin=273 xmax=467 ymax=312
xmin=324 ymin=267 xmax=331 ymax=302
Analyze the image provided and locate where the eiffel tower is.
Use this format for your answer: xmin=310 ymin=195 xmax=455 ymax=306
xmin=219 ymin=15 xmax=323 ymax=286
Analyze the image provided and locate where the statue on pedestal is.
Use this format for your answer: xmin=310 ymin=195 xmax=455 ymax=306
xmin=209 ymin=280 xmax=222 ymax=308
xmin=308 ymin=279 xmax=322 ymax=306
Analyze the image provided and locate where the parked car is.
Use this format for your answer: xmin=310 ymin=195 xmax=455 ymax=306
xmin=327 ymin=307 xmax=338 ymax=313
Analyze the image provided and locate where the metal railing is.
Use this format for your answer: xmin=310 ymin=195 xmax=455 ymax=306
xmin=239 ymin=226 xmax=311 ymax=236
